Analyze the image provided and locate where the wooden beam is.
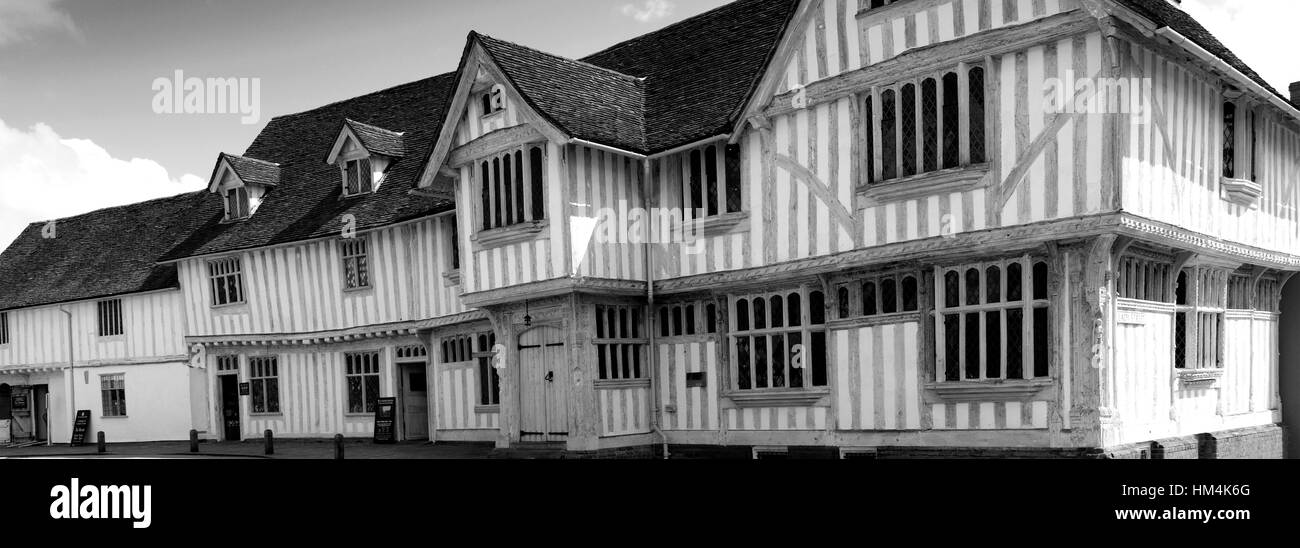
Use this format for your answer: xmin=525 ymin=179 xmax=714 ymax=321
xmin=448 ymin=124 xmax=545 ymax=167
xmin=763 ymin=10 xmax=1094 ymax=119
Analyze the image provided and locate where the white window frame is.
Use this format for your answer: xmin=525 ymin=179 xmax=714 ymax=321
xmin=679 ymin=143 xmax=744 ymax=220
xmin=835 ymin=271 xmax=921 ymax=319
xmin=216 ymin=354 xmax=240 ymax=373
xmin=208 ymin=257 xmax=246 ymax=307
xmin=224 ymin=186 xmax=250 ymax=222
xmin=340 ymin=236 xmax=371 ymax=291
xmin=594 ymin=304 xmax=648 ymax=381
xmin=478 ymin=145 xmax=546 ymax=232
xmin=249 ymin=356 xmax=280 ymax=415
xmin=97 ymin=298 xmax=124 ymax=338
xmin=656 ymin=300 xmax=719 ymax=338
xmin=344 ymin=351 xmax=382 ymax=415
xmin=728 ymin=285 xmax=829 ymax=393
xmin=100 ymin=374 xmax=127 ymax=418
xmin=933 ymin=255 xmax=1050 ymax=383
xmin=1174 ymin=267 xmax=1227 ymax=370
xmin=866 ymin=62 xmax=988 ymax=187
xmin=342 ymin=157 xmax=374 ymax=197
xmin=472 ymin=332 xmax=500 ymax=407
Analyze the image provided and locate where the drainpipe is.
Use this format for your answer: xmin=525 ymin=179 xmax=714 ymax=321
xmin=642 ymin=160 xmax=669 ymax=460
xmin=58 ymin=307 xmax=74 ymax=439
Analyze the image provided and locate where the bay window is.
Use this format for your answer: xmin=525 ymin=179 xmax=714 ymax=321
xmin=1174 ymin=267 xmax=1227 ymax=370
xmin=479 ymin=145 xmax=545 ymax=231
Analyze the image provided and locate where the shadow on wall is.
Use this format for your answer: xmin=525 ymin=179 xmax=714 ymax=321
xmin=1281 ymin=280 xmax=1300 ymax=459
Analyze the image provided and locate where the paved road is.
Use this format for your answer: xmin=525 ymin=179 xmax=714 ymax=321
xmin=0 ymin=439 xmax=496 ymax=459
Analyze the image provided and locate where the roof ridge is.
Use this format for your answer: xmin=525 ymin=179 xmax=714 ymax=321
xmin=263 ymin=72 xmax=457 ymax=126
xmin=220 ymin=152 xmax=280 ymax=166
xmin=581 ymin=0 xmax=765 ymax=62
xmin=475 ymin=33 xmax=645 ymax=83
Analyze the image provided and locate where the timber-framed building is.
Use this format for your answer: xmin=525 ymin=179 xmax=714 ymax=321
xmin=2 ymin=0 xmax=1297 ymax=458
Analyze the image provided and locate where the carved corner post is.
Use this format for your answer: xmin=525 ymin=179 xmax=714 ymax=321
xmin=1066 ymin=234 xmax=1116 ymax=449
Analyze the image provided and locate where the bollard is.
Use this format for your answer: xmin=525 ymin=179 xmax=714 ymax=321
xmin=264 ymin=430 xmax=274 ymax=456
xmin=190 ymin=429 xmax=199 ymax=453
xmin=97 ymin=431 xmax=106 ymax=454
xmin=334 ymin=434 xmax=344 ymax=460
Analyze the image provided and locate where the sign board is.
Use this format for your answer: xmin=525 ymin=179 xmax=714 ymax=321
xmin=373 ymin=397 xmax=397 ymax=444
xmin=10 ymin=391 xmax=27 ymax=411
xmin=239 ymin=382 xmax=251 ymax=396
xmin=1117 ymin=310 xmax=1148 ymax=326
xmin=71 ymin=410 xmax=91 ymax=446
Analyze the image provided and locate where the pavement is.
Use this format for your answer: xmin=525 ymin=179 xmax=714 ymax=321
xmin=0 ymin=439 xmax=496 ymax=459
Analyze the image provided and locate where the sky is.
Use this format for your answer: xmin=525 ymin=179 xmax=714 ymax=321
xmin=0 ymin=0 xmax=1297 ymax=252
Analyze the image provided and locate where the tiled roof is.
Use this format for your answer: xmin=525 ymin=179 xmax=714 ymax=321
xmin=0 ymin=191 xmax=221 ymax=312
xmin=344 ymin=119 xmax=407 ymax=157
xmin=477 ymin=34 xmax=647 ymax=153
xmin=581 ymin=0 xmax=800 ymax=153
xmin=1116 ymin=0 xmax=1289 ymax=104
xmin=160 ymin=73 xmax=458 ymax=261
xmin=219 ymin=153 xmax=281 ymax=187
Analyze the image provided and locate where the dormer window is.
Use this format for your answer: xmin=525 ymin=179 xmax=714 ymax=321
xmin=344 ymin=157 xmax=374 ymax=197
xmin=225 ymin=186 xmax=250 ymax=221
xmin=207 ymin=153 xmax=279 ymax=223
xmin=327 ymin=119 xmax=405 ymax=198
xmin=481 ymin=84 xmax=505 ymax=116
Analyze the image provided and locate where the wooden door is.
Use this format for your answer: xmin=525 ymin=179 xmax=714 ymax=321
xmin=518 ymin=326 xmax=568 ymax=442
xmin=400 ymin=363 xmax=429 ymax=440
xmin=220 ymin=375 xmax=241 ymax=441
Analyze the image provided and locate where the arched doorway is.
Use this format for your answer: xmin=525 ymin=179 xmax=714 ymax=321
xmin=517 ymin=326 xmax=567 ymax=442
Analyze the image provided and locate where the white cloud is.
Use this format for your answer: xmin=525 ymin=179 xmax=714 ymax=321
xmin=621 ymin=0 xmax=674 ymax=23
xmin=1181 ymin=0 xmax=1300 ymax=94
xmin=0 ymin=0 xmax=80 ymax=46
xmin=0 ymin=118 xmax=204 ymax=251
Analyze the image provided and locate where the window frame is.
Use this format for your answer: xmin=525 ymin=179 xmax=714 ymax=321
xmin=932 ymin=255 xmax=1051 ymax=383
xmin=726 ymin=284 xmax=829 ymax=396
xmin=100 ymin=373 xmax=127 ymax=418
xmin=1173 ymin=267 xmax=1227 ymax=371
xmin=339 ymin=236 xmax=372 ymax=291
xmin=344 ymin=351 xmax=382 ymax=415
xmin=224 ymin=186 xmax=250 ymax=222
xmin=472 ymin=332 xmax=501 ymax=407
xmin=249 ymin=356 xmax=281 ymax=415
xmin=207 ymin=257 xmax=246 ymax=307
xmin=863 ymin=62 xmax=989 ymax=191
xmin=342 ymin=157 xmax=375 ymax=197
xmin=477 ymin=144 xmax=547 ymax=233
xmin=594 ymin=304 xmax=649 ymax=382
xmin=96 ymin=298 xmax=125 ymax=338
xmin=679 ymin=143 xmax=744 ymax=221
xmin=835 ymin=270 xmax=921 ymax=321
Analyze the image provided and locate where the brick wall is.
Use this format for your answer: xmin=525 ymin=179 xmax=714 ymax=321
xmin=1197 ymin=425 xmax=1284 ymax=459
xmin=1153 ymin=436 xmax=1199 ymax=459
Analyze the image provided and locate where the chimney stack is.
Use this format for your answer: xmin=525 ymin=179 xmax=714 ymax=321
xmin=1290 ymin=81 xmax=1300 ymax=105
